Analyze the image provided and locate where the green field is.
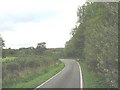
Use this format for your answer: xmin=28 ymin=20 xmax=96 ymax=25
xmin=0 ymin=57 xmax=16 ymax=62
xmin=2 ymin=55 xmax=65 ymax=88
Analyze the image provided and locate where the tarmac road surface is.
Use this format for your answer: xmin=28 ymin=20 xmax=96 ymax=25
xmin=36 ymin=59 xmax=82 ymax=88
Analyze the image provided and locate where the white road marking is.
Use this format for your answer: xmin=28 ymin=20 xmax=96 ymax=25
xmin=76 ymin=61 xmax=83 ymax=88
xmin=35 ymin=63 xmax=65 ymax=89
xmin=35 ymin=59 xmax=83 ymax=89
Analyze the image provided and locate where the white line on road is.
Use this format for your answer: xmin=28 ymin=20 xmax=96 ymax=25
xmin=76 ymin=61 xmax=83 ymax=88
xmin=35 ymin=59 xmax=83 ymax=89
xmin=35 ymin=63 xmax=65 ymax=89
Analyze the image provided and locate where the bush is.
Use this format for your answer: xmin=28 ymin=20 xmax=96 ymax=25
xmin=2 ymin=55 xmax=60 ymax=88
xmin=6 ymin=62 xmax=20 ymax=72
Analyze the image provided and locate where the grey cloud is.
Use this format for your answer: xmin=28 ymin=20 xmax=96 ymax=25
xmin=0 ymin=10 xmax=58 ymax=32
xmin=0 ymin=26 xmax=13 ymax=32
xmin=2 ymin=10 xmax=58 ymax=22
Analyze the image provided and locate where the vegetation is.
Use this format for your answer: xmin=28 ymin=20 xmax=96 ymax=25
xmin=2 ymin=55 xmax=63 ymax=88
xmin=0 ymin=35 xmax=5 ymax=48
xmin=65 ymin=2 xmax=118 ymax=88
xmin=0 ymin=57 xmax=16 ymax=62
xmin=0 ymin=35 xmax=5 ymax=59
xmin=80 ymin=60 xmax=108 ymax=88
xmin=2 ymin=42 xmax=65 ymax=88
xmin=1 ymin=2 xmax=118 ymax=89
xmin=13 ymin=63 xmax=64 ymax=88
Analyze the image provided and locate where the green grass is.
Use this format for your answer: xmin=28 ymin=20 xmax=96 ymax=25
xmin=12 ymin=62 xmax=65 ymax=88
xmin=0 ymin=57 xmax=16 ymax=62
xmin=79 ymin=61 xmax=101 ymax=88
xmin=2 ymin=55 xmax=63 ymax=88
xmin=79 ymin=61 xmax=109 ymax=88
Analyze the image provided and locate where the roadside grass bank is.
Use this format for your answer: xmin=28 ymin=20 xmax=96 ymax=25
xmin=79 ymin=60 xmax=107 ymax=88
xmin=2 ymin=55 xmax=65 ymax=88
xmin=13 ymin=62 xmax=65 ymax=88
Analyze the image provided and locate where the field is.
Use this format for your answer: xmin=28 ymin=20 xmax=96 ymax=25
xmin=0 ymin=57 xmax=16 ymax=62
xmin=2 ymin=55 xmax=64 ymax=88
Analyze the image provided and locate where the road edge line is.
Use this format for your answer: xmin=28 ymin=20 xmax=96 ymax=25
xmin=35 ymin=62 xmax=65 ymax=89
xmin=76 ymin=61 xmax=83 ymax=89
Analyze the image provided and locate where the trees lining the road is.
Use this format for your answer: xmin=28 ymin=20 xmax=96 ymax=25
xmin=65 ymin=2 xmax=118 ymax=88
xmin=1 ymin=2 xmax=118 ymax=88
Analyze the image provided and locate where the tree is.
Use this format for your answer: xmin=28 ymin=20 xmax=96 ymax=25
xmin=0 ymin=35 xmax=5 ymax=48
xmin=65 ymin=2 xmax=118 ymax=88
xmin=36 ymin=42 xmax=46 ymax=55
xmin=0 ymin=35 xmax=5 ymax=58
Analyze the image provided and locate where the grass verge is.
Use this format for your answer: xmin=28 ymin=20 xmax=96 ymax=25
xmin=79 ymin=61 xmax=105 ymax=88
xmin=12 ymin=62 xmax=65 ymax=88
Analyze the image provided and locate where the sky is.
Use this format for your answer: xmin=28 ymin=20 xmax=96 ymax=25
xmin=0 ymin=0 xmax=86 ymax=49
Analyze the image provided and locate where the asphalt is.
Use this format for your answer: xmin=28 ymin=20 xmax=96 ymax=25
xmin=36 ymin=59 xmax=81 ymax=88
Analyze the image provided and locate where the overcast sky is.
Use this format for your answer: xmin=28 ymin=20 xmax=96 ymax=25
xmin=0 ymin=0 xmax=86 ymax=49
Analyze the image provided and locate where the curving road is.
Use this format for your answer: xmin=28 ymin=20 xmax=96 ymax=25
xmin=36 ymin=59 xmax=82 ymax=88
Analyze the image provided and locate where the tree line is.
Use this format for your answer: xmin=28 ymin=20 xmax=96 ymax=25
xmin=65 ymin=2 xmax=118 ymax=88
xmin=2 ymin=42 xmax=46 ymax=58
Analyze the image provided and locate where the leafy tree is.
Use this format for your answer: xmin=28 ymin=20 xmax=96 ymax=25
xmin=0 ymin=35 xmax=5 ymax=48
xmin=36 ymin=42 xmax=46 ymax=55
xmin=65 ymin=2 xmax=118 ymax=88
xmin=0 ymin=35 xmax=5 ymax=58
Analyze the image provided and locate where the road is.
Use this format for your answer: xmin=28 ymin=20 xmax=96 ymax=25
xmin=36 ymin=59 xmax=82 ymax=88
